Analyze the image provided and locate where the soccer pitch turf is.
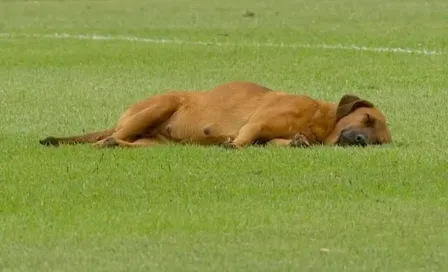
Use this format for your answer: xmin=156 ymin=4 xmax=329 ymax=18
xmin=0 ymin=0 xmax=447 ymax=271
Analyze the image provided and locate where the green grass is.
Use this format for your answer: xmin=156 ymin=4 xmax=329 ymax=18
xmin=1 ymin=0 xmax=448 ymax=271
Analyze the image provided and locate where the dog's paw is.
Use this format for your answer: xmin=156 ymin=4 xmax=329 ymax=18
xmin=289 ymin=134 xmax=310 ymax=148
xmin=102 ymin=137 xmax=119 ymax=148
xmin=92 ymin=137 xmax=119 ymax=148
xmin=221 ymin=138 xmax=239 ymax=149
xmin=222 ymin=142 xmax=237 ymax=149
xmin=39 ymin=136 xmax=59 ymax=147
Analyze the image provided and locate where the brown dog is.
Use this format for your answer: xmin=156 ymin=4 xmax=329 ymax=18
xmin=39 ymin=81 xmax=392 ymax=148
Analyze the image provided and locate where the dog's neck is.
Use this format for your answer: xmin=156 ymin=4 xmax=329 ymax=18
xmin=310 ymin=101 xmax=339 ymax=144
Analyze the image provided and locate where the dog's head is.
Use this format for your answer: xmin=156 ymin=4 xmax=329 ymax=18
xmin=326 ymin=94 xmax=392 ymax=146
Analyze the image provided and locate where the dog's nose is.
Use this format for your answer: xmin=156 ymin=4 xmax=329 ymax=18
xmin=355 ymin=133 xmax=366 ymax=145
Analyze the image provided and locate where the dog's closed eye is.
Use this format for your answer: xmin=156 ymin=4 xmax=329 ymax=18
xmin=364 ymin=114 xmax=376 ymax=127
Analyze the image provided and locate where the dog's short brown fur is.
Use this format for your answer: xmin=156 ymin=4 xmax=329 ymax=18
xmin=39 ymin=81 xmax=392 ymax=148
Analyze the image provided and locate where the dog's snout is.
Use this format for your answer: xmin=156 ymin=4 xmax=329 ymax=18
xmin=339 ymin=129 xmax=367 ymax=146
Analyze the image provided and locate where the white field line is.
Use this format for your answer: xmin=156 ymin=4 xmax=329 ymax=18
xmin=0 ymin=32 xmax=445 ymax=56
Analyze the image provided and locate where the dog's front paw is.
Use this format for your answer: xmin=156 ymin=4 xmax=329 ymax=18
xmin=39 ymin=136 xmax=59 ymax=147
xmin=289 ymin=134 xmax=310 ymax=148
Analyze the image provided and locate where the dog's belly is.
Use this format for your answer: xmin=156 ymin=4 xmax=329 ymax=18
xmin=157 ymin=104 xmax=254 ymax=144
xmin=161 ymin=113 xmax=242 ymax=144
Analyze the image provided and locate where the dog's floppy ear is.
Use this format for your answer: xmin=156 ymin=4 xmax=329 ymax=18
xmin=336 ymin=94 xmax=374 ymax=121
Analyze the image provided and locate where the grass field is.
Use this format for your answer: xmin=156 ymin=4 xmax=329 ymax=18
xmin=1 ymin=0 xmax=448 ymax=271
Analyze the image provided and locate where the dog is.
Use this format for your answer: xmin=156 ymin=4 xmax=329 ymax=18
xmin=39 ymin=81 xmax=392 ymax=149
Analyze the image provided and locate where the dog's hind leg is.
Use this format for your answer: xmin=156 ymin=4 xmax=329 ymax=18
xmin=39 ymin=129 xmax=115 ymax=147
xmin=102 ymin=95 xmax=180 ymax=145
xmin=93 ymin=137 xmax=165 ymax=148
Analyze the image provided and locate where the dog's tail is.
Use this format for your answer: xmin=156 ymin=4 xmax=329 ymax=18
xmin=39 ymin=128 xmax=115 ymax=147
